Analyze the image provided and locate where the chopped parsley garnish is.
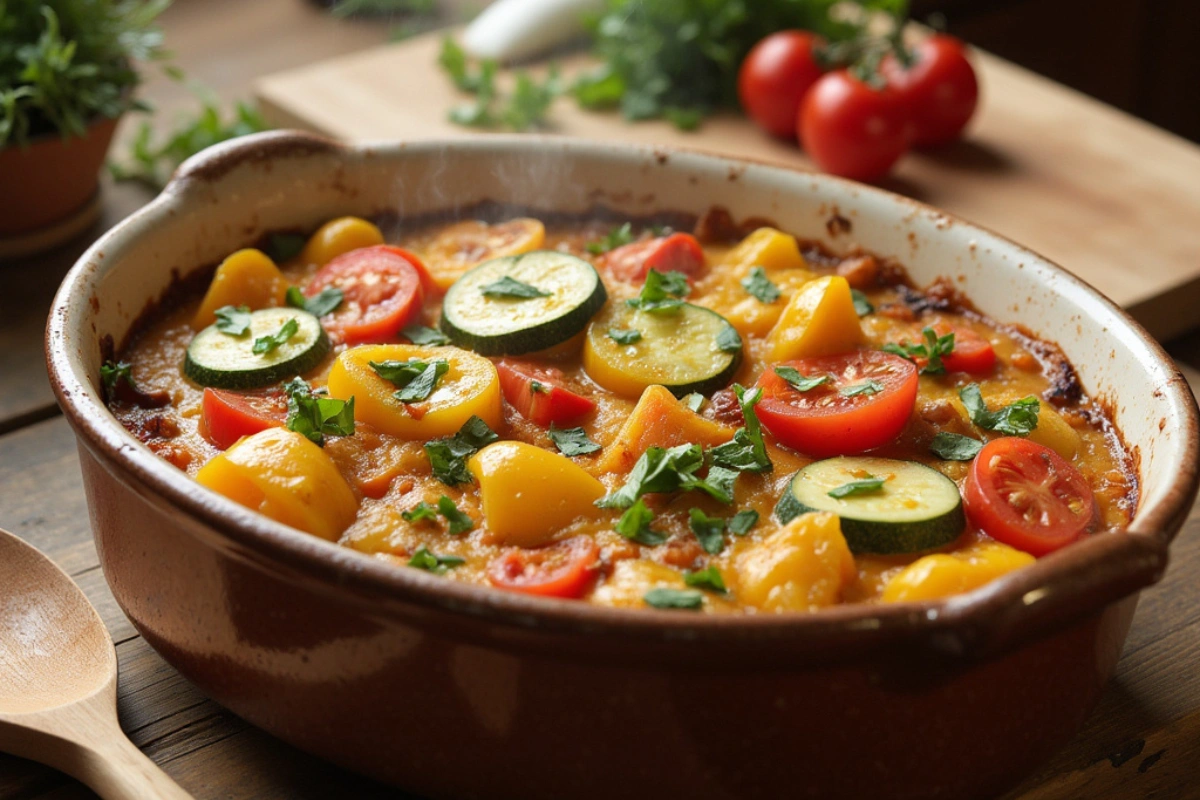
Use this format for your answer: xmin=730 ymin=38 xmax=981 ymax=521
xmin=402 ymin=324 xmax=451 ymax=346
xmin=851 ymin=289 xmax=875 ymax=317
xmin=840 ymin=380 xmax=883 ymax=397
xmin=437 ymin=496 xmax=474 ymax=535
xmin=596 ymin=442 xmax=735 ymax=508
xmin=548 ymin=425 xmax=601 ymax=457
xmin=283 ymin=377 xmax=355 ymax=446
xmin=252 ymin=318 xmax=299 ymax=355
xmin=688 ymin=508 xmax=726 ymax=554
xmin=710 ymin=385 xmax=772 ymax=474
xmin=716 ymin=325 xmax=742 ymax=353
xmin=682 ymin=393 xmax=705 ymax=412
xmin=960 ymin=384 xmax=1040 ymax=436
xmin=480 ymin=275 xmax=551 ymax=299
xmin=774 ymin=366 xmax=831 ymax=393
xmin=402 ymin=502 xmax=438 ymax=523
xmin=741 ymin=266 xmax=780 ymax=303
xmin=615 ymin=499 xmax=666 ymax=545
xmin=99 ymin=360 xmax=134 ymax=394
xmin=214 ymin=305 xmax=252 ymax=336
xmin=625 ymin=268 xmax=689 ymax=314
xmin=585 ymin=222 xmax=634 ymax=254
xmin=828 ymin=475 xmax=887 ymax=498
xmin=424 ymin=415 xmax=499 ymax=486
xmin=607 ymin=328 xmax=642 ymax=345
xmin=728 ymin=509 xmax=759 ymax=535
xmin=883 ymin=327 xmax=956 ymax=375
xmin=643 ymin=587 xmax=703 ymax=610
xmin=684 ymin=565 xmax=728 ymax=594
xmin=286 ymin=286 xmax=344 ymax=318
xmin=530 ymin=380 xmax=547 ymax=394
xmin=408 ymin=546 xmax=466 ymax=574
xmin=930 ymin=432 xmax=984 ymax=461
xmin=370 ymin=358 xmax=450 ymax=403
xmin=266 ymin=232 xmax=307 ymax=263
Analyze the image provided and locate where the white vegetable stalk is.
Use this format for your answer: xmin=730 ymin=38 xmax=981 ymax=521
xmin=461 ymin=0 xmax=605 ymax=63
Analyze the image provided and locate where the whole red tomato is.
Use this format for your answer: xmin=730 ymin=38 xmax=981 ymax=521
xmin=883 ymin=35 xmax=979 ymax=147
xmin=798 ymin=69 xmax=909 ymax=181
xmin=738 ymin=31 xmax=826 ymax=138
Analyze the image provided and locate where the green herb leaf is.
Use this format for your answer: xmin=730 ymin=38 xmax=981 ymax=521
xmin=608 ymin=328 xmax=642 ymax=345
xmin=840 ymin=380 xmax=883 ymax=397
xmin=370 ymin=358 xmax=450 ymax=403
xmin=572 ymin=65 xmax=625 ymax=109
xmin=252 ymin=318 xmax=299 ymax=355
xmin=684 ymin=565 xmax=728 ymax=593
xmin=585 ymin=222 xmax=634 ymax=254
xmin=286 ymin=286 xmax=344 ymax=318
xmin=728 ymin=509 xmax=759 ymax=535
xmin=930 ymin=431 xmax=984 ymax=461
xmin=851 ymin=289 xmax=875 ymax=317
xmin=664 ymin=106 xmax=703 ymax=131
xmin=625 ymin=268 xmax=690 ymax=314
xmin=214 ymin=305 xmax=252 ymax=336
xmin=424 ymin=416 xmax=499 ymax=486
xmin=883 ymin=326 xmax=956 ymax=376
xmin=960 ymin=384 xmax=1040 ymax=436
xmin=481 ymin=275 xmax=551 ymax=299
xmin=682 ymin=393 xmax=705 ymax=412
xmin=437 ymin=496 xmax=474 ymax=535
xmin=408 ymin=546 xmax=466 ymax=574
xmin=283 ymin=377 xmax=355 ymax=446
xmin=828 ymin=475 xmax=887 ymax=498
xmin=502 ymin=68 xmax=561 ymax=131
xmin=685 ymin=465 xmax=738 ymax=505
xmin=716 ymin=325 xmax=742 ymax=354
xmin=266 ymin=233 xmax=307 ymax=263
xmin=688 ymin=508 xmax=727 ymax=554
xmin=615 ymin=499 xmax=667 ymax=545
xmin=597 ymin=443 xmax=704 ymax=508
xmin=402 ymin=325 xmax=451 ymax=346
xmin=774 ymin=366 xmax=831 ymax=393
xmin=99 ymin=360 xmax=134 ymax=395
xmin=643 ymin=587 xmax=703 ymax=610
xmin=741 ymin=266 xmax=780 ymax=303
xmin=710 ymin=385 xmax=772 ymax=474
xmin=402 ymin=502 xmax=438 ymax=523
xmin=548 ymin=425 xmax=601 ymax=457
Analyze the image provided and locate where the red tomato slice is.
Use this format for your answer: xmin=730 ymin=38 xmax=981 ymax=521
xmin=487 ymin=536 xmax=600 ymax=598
xmin=201 ymin=387 xmax=288 ymax=450
xmin=965 ymin=437 xmax=1095 ymax=556
xmin=496 ymin=360 xmax=596 ymax=427
xmin=379 ymin=245 xmax=438 ymax=294
xmin=755 ymin=351 xmax=918 ymax=457
xmin=941 ymin=328 xmax=996 ymax=374
xmin=601 ymin=233 xmax=706 ymax=282
xmin=305 ymin=245 xmax=425 ymax=344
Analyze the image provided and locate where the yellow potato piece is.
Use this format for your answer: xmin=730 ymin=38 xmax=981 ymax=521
xmin=591 ymin=559 xmax=688 ymax=609
xmin=881 ymin=541 xmax=1035 ymax=603
xmin=195 ymin=428 xmax=357 ymax=542
xmin=192 ymin=249 xmax=288 ymax=329
xmin=721 ymin=228 xmax=808 ymax=273
xmin=947 ymin=390 xmax=1081 ymax=460
xmin=469 ymin=441 xmax=605 ymax=547
xmin=299 ymin=216 xmax=384 ymax=267
xmin=733 ymin=512 xmax=855 ymax=612
xmin=422 ymin=218 xmax=546 ymax=290
xmin=709 ymin=267 xmax=816 ymax=338
xmin=764 ymin=275 xmax=864 ymax=361
xmin=327 ymin=344 xmax=502 ymax=440
xmin=597 ymin=385 xmax=735 ymax=474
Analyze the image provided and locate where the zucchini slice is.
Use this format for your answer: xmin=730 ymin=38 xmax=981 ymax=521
xmin=583 ymin=301 xmax=743 ymax=399
xmin=776 ymin=457 xmax=965 ymax=555
xmin=185 ymin=307 xmax=329 ymax=389
xmin=439 ymin=251 xmax=607 ymax=355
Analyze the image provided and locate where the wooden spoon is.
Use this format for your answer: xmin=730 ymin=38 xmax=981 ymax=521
xmin=0 ymin=528 xmax=191 ymax=799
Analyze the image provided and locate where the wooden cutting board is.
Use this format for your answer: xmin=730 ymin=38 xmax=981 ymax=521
xmin=256 ymin=32 xmax=1200 ymax=342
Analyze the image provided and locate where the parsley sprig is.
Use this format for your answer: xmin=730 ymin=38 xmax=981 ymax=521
xmin=741 ymin=266 xmax=780 ymax=303
xmin=408 ymin=547 xmax=465 ymax=574
xmin=883 ymin=327 xmax=955 ymax=376
xmin=370 ymin=358 xmax=450 ymax=403
xmin=480 ymin=275 xmax=551 ymax=299
xmin=960 ymin=384 xmax=1040 ymax=436
xmin=214 ymin=305 xmax=252 ymax=336
xmin=286 ymin=286 xmax=343 ymax=318
xmin=828 ymin=475 xmax=887 ymax=498
xmin=283 ymin=378 xmax=355 ymax=446
xmin=596 ymin=443 xmax=737 ymax=509
xmin=710 ymin=385 xmax=772 ymax=474
xmin=252 ymin=318 xmax=298 ymax=356
xmin=586 ymin=222 xmax=635 ymax=254
xmin=625 ymin=269 xmax=690 ymax=314
xmin=424 ymin=416 xmax=499 ymax=486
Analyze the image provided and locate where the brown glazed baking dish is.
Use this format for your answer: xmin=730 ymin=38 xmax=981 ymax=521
xmin=46 ymin=131 xmax=1199 ymax=799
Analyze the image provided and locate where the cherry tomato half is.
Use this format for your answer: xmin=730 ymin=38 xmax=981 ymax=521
xmin=964 ymin=437 xmax=1095 ymax=556
xmin=487 ymin=536 xmax=600 ymax=599
xmin=755 ymin=350 xmax=918 ymax=457
xmin=738 ymin=30 xmax=826 ymax=138
xmin=496 ymin=360 xmax=596 ymax=427
xmin=940 ymin=327 xmax=996 ymax=374
xmin=882 ymin=35 xmax=979 ymax=147
xmin=305 ymin=245 xmax=426 ymax=344
xmin=201 ymin=387 xmax=288 ymax=450
xmin=601 ymin=233 xmax=706 ymax=283
xmin=799 ymin=70 xmax=909 ymax=182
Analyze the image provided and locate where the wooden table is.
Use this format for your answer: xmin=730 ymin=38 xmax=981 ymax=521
xmin=1 ymin=1 xmax=1198 ymax=797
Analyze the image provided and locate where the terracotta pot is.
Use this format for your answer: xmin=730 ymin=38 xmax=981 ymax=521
xmin=45 ymin=132 xmax=1200 ymax=799
xmin=0 ymin=115 xmax=119 ymax=237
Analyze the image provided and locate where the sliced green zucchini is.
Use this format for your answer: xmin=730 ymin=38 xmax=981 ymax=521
xmin=185 ymin=307 xmax=329 ymax=389
xmin=439 ymin=251 xmax=607 ymax=355
xmin=583 ymin=301 xmax=742 ymax=399
xmin=775 ymin=456 xmax=965 ymax=555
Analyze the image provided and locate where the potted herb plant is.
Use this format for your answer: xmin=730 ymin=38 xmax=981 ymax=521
xmin=0 ymin=0 xmax=169 ymax=247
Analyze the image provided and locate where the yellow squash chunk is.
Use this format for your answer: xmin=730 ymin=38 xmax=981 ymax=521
xmin=468 ymin=441 xmax=605 ymax=547
xmin=946 ymin=390 xmax=1081 ymax=460
xmin=422 ymin=218 xmax=546 ymax=290
xmin=721 ymin=227 xmax=808 ymax=273
xmin=733 ymin=512 xmax=855 ymax=612
xmin=327 ymin=344 xmax=502 ymax=440
xmin=299 ymin=216 xmax=384 ymax=267
xmin=590 ymin=559 xmax=688 ymax=609
xmin=597 ymin=385 xmax=735 ymax=474
xmin=881 ymin=541 xmax=1035 ymax=603
xmin=706 ymin=267 xmax=816 ymax=338
xmin=192 ymin=249 xmax=288 ymax=329
xmin=764 ymin=275 xmax=864 ymax=361
xmin=195 ymin=428 xmax=357 ymax=542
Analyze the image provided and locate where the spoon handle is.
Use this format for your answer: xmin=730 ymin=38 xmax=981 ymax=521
xmin=77 ymin=731 xmax=194 ymax=800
